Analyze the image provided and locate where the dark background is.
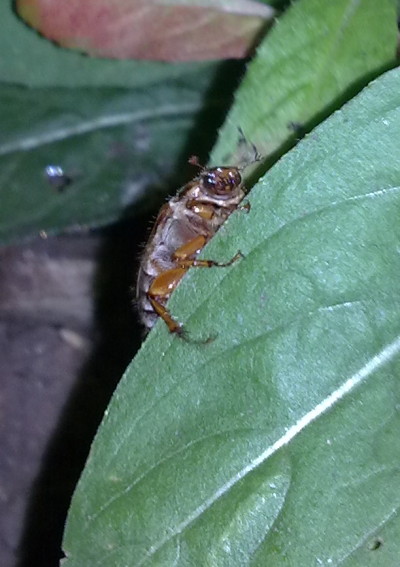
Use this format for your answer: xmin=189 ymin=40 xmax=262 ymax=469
xmin=0 ymin=220 xmax=145 ymax=567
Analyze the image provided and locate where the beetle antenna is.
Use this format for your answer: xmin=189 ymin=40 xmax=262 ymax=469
xmin=237 ymin=150 xmax=262 ymax=172
xmin=237 ymin=127 xmax=262 ymax=171
xmin=188 ymin=155 xmax=206 ymax=172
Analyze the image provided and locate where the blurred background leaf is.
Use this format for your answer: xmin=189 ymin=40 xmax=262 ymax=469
xmin=211 ymin=0 xmax=397 ymax=166
xmin=0 ymin=69 xmax=241 ymax=244
xmin=1 ymin=2 xmax=211 ymax=87
xmin=0 ymin=0 xmax=396 ymax=244
xmin=16 ymin=0 xmax=274 ymax=62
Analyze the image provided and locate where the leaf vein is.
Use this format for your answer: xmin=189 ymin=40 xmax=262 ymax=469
xmin=139 ymin=335 xmax=400 ymax=564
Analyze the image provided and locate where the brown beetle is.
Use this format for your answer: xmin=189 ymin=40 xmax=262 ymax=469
xmin=136 ymin=157 xmax=248 ymax=341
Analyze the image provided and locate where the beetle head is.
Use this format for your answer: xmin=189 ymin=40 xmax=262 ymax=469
xmin=200 ymin=167 xmax=242 ymax=198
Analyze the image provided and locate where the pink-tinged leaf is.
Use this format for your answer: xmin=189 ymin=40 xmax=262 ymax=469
xmin=16 ymin=0 xmax=273 ymax=62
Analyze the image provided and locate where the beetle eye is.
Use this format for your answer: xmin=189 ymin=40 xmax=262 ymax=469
xmin=228 ymin=171 xmax=240 ymax=187
xmin=203 ymin=173 xmax=216 ymax=190
xmin=201 ymin=167 xmax=241 ymax=196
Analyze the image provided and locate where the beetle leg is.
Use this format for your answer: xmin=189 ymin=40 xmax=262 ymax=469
xmin=147 ymin=266 xmax=214 ymax=343
xmin=173 ymin=235 xmax=206 ymax=260
xmin=173 ymin=236 xmax=243 ymax=268
xmin=147 ymin=267 xmax=186 ymax=333
xmin=178 ymin=250 xmax=243 ymax=269
xmin=147 ymin=242 xmax=242 ymax=342
xmin=239 ymin=200 xmax=251 ymax=213
xmin=186 ymin=200 xmax=215 ymax=220
xmin=148 ymin=296 xmax=214 ymax=344
xmin=148 ymin=296 xmax=185 ymax=336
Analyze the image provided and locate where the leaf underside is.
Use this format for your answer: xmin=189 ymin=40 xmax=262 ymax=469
xmin=16 ymin=0 xmax=273 ymax=62
xmin=211 ymin=0 xmax=397 ymax=167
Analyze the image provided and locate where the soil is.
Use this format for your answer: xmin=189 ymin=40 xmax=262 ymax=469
xmin=0 ymin=220 xmax=146 ymax=567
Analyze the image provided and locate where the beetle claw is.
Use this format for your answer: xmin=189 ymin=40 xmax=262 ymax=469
xmin=175 ymin=326 xmax=217 ymax=345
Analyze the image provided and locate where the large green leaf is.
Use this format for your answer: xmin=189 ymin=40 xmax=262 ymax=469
xmin=211 ymin=0 xmax=397 ymax=166
xmin=62 ymin=66 xmax=400 ymax=566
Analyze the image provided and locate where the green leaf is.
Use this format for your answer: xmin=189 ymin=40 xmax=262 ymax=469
xmin=0 ymin=65 xmax=239 ymax=244
xmin=62 ymin=66 xmax=400 ymax=566
xmin=211 ymin=0 xmax=398 ymax=166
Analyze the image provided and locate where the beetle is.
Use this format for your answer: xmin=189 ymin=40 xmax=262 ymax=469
xmin=136 ymin=156 xmax=251 ymax=341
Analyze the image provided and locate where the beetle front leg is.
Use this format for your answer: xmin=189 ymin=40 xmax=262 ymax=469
xmin=172 ymin=236 xmax=243 ymax=268
xmin=239 ymin=200 xmax=251 ymax=213
xmin=177 ymin=250 xmax=243 ymax=269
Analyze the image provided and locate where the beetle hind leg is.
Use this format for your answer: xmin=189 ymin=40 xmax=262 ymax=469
xmin=148 ymin=296 xmax=183 ymax=336
xmin=148 ymin=295 xmax=214 ymax=344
